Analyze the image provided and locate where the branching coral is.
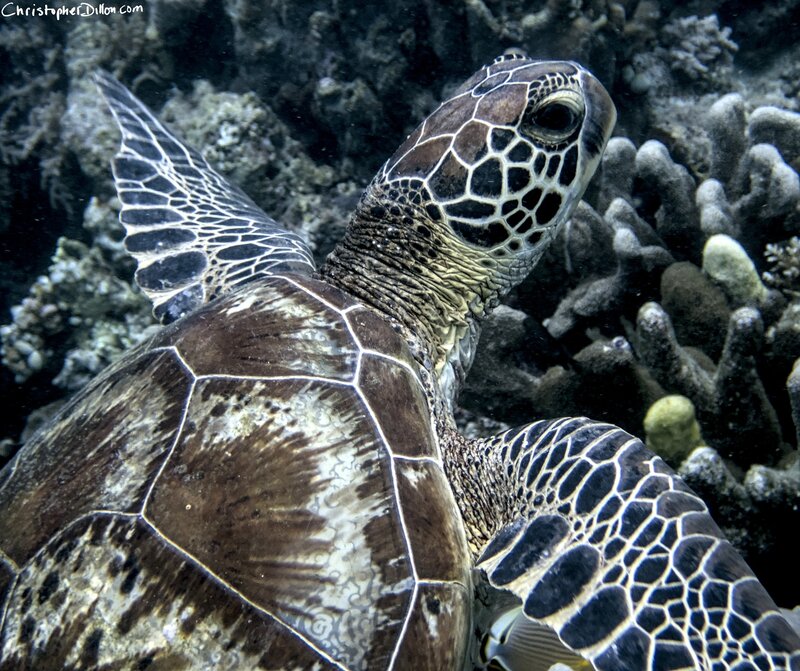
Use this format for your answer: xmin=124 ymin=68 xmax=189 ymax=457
xmin=661 ymin=15 xmax=738 ymax=84
xmin=636 ymin=301 xmax=784 ymax=466
xmin=643 ymin=394 xmax=704 ymax=466
xmin=765 ymin=236 xmax=800 ymax=299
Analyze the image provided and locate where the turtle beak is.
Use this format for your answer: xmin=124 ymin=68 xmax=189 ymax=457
xmin=579 ymin=70 xmax=616 ymax=160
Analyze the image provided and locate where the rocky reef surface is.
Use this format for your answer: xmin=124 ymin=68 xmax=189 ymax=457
xmin=1 ymin=1 xmax=798 ymax=605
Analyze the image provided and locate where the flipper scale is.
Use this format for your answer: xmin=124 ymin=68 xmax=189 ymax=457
xmin=95 ymin=71 xmax=316 ymax=323
xmin=468 ymin=417 xmax=800 ymax=670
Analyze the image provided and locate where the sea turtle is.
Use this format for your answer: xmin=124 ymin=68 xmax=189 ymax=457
xmin=0 ymin=54 xmax=798 ymax=671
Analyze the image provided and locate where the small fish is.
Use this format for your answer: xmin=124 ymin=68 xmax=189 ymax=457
xmin=480 ymin=606 xmax=593 ymax=671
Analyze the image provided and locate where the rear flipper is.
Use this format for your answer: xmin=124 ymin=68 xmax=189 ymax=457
xmin=95 ymin=71 xmax=316 ymax=323
xmin=461 ymin=417 xmax=800 ymax=670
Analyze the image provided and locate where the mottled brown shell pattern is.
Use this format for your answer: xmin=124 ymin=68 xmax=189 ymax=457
xmin=0 ymin=275 xmax=471 ymax=670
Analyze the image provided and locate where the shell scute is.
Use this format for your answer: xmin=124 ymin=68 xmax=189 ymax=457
xmin=358 ymin=354 xmax=435 ymax=459
xmin=392 ymin=581 xmax=471 ymax=669
xmin=346 ymin=306 xmax=413 ymax=363
xmin=395 ymin=460 xmax=471 ymax=582
xmin=0 ymin=514 xmax=337 ymax=670
xmin=146 ymin=375 xmax=415 ymax=669
xmin=0 ymin=349 xmax=192 ymax=566
xmin=0 ymin=274 xmax=473 ymax=668
xmin=288 ymin=273 xmax=357 ymax=312
xmin=153 ymin=277 xmax=360 ymax=380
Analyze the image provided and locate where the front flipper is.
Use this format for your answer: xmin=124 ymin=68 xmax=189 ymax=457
xmin=462 ymin=417 xmax=800 ymax=670
xmin=95 ymin=71 xmax=316 ymax=323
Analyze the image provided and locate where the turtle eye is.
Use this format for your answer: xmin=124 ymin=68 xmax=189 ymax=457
xmin=522 ymin=91 xmax=584 ymax=144
xmin=532 ymin=102 xmax=579 ymax=133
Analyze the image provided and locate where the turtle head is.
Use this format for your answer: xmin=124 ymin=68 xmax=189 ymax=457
xmin=322 ymin=55 xmax=615 ymax=390
xmin=375 ymin=53 xmax=616 ymax=279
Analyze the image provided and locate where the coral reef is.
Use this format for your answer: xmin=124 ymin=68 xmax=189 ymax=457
xmin=790 ymin=359 xmax=800 ymax=447
xmin=635 ymin=302 xmax=785 ymax=467
xmin=661 ymin=14 xmax=737 ymax=86
xmin=643 ymin=394 xmax=704 ymax=466
xmin=765 ymin=236 xmax=800 ymax=298
xmin=156 ymin=79 xmax=359 ymax=257
xmin=703 ymin=234 xmax=770 ymax=307
xmin=0 ymin=225 xmax=155 ymax=391
xmin=678 ymin=447 xmax=799 ymax=577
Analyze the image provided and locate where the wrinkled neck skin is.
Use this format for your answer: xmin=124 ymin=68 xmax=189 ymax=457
xmin=320 ymin=183 xmax=529 ymax=413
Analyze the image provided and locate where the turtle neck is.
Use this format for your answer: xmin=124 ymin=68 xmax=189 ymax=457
xmin=318 ymin=181 xmax=523 ymax=410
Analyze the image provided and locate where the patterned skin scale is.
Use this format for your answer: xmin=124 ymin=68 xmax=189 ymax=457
xmin=0 ymin=54 xmax=797 ymax=671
